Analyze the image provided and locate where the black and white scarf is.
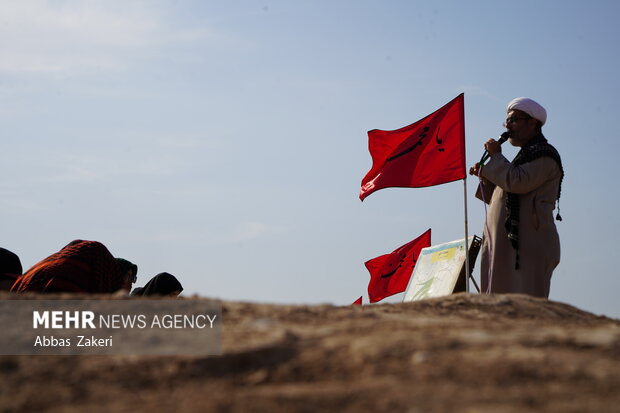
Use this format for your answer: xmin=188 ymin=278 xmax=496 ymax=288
xmin=505 ymin=133 xmax=564 ymax=270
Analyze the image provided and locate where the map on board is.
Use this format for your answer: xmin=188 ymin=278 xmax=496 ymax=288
xmin=402 ymin=236 xmax=478 ymax=302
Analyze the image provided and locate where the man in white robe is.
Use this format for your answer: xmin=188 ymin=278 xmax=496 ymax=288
xmin=470 ymin=98 xmax=563 ymax=298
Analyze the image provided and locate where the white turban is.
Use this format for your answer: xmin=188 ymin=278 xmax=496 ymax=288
xmin=506 ymin=97 xmax=547 ymax=126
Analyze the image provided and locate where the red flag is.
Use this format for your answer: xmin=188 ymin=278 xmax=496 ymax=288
xmin=352 ymin=296 xmax=362 ymax=306
xmin=365 ymin=229 xmax=431 ymax=303
xmin=360 ymin=94 xmax=465 ymax=201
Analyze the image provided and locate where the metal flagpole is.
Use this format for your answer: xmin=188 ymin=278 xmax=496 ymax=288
xmin=460 ymin=93 xmax=473 ymax=294
xmin=463 ymin=177 xmax=471 ymax=293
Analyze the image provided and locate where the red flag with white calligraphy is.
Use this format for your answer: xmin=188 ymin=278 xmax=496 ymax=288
xmin=360 ymin=94 xmax=465 ymax=201
xmin=365 ymin=229 xmax=431 ymax=303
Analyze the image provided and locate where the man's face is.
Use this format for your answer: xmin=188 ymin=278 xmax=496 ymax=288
xmin=506 ymin=109 xmax=538 ymax=147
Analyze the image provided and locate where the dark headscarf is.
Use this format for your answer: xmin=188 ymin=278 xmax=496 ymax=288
xmin=0 ymin=248 xmax=22 ymax=290
xmin=11 ymin=240 xmax=124 ymax=293
xmin=131 ymin=272 xmax=183 ymax=296
xmin=0 ymin=247 xmax=22 ymax=275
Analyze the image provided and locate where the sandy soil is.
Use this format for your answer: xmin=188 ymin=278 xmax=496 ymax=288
xmin=1 ymin=292 xmax=619 ymax=413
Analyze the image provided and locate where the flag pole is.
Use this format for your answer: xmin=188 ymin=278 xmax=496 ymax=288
xmin=463 ymin=177 xmax=471 ymax=293
xmin=459 ymin=93 xmax=471 ymax=293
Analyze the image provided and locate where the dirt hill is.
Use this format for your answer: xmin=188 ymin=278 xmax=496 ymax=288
xmin=1 ymin=292 xmax=619 ymax=412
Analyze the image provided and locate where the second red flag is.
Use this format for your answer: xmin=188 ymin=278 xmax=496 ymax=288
xmin=365 ymin=229 xmax=432 ymax=303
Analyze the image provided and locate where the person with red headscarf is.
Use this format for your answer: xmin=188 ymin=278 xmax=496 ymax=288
xmin=11 ymin=240 xmax=125 ymax=294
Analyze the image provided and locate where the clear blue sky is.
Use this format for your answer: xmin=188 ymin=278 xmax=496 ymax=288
xmin=2 ymin=1 xmax=619 ymax=318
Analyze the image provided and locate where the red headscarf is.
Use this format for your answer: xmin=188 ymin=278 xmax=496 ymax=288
xmin=12 ymin=240 xmax=124 ymax=293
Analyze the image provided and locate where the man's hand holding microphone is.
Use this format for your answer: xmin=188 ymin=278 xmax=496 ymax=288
xmin=469 ymin=132 xmax=509 ymax=176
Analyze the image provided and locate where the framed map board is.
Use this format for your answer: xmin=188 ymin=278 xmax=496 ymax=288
xmin=402 ymin=236 xmax=480 ymax=302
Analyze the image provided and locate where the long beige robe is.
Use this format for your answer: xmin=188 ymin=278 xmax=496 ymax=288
xmin=477 ymin=153 xmax=562 ymax=298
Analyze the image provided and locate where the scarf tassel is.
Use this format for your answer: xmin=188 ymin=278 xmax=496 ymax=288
xmin=515 ymin=252 xmax=520 ymax=270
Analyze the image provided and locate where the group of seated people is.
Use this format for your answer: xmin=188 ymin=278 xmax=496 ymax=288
xmin=0 ymin=240 xmax=183 ymax=296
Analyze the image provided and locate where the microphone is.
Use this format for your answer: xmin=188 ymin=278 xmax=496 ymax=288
xmin=498 ymin=131 xmax=510 ymax=144
xmin=479 ymin=132 xmax=510 ymax=165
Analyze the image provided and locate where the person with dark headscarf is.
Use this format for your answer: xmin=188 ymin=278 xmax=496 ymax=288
xmin=11 ymin=240 xmax=125 ymax=294
xmin=131 ymin=272 xmax=183 ymax=296
xmin=0 ymin=247 xmax=22 ymax=291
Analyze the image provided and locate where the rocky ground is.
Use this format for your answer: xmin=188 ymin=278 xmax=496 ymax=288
xmin=1 ymin=292 xmax=619 ymax=412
